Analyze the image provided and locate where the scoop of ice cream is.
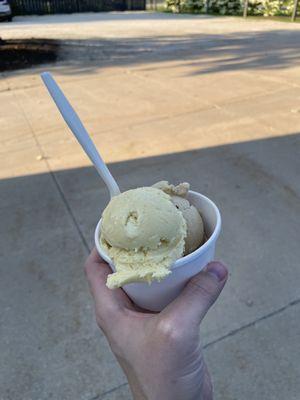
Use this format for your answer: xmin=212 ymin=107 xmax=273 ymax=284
xmin=100 ymin=187 xmax=187 ymax=289
xmin=152 ymin=180 xmax=190 ymax=197
xmin=171 ymin=195 xmax=204 ymax=255
xmin=153 ymin=181 xmax=204 ymax=255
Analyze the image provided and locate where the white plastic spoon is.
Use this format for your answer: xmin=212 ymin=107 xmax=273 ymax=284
xmin=41 ymin=72 xmax=120 ymax=198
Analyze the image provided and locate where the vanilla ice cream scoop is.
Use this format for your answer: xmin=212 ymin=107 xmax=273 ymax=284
xmin=100 ymin=187 xmax=187 ymax=289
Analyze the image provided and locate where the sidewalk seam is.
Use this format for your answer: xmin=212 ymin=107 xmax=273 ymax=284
xmin=12 ymin=91 xmax=90 ymax=254
xmin=87 ymin=382 xmax=128 ymax=400
xmin=203 ymin=297 xmax=300 ymax=350
xmin=48 ymin=169 xmax=90 ymax=253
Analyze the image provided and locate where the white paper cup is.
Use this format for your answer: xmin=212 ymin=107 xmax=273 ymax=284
xmin=95 ymin=191 xmax=221 ymax=311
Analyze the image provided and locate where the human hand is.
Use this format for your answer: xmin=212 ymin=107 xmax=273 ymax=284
xmin=85 ymin=248 xmax=228 ymax=400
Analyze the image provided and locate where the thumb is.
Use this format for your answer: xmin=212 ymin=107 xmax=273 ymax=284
xmin=164 ymin=262 xmax=228 ymax=326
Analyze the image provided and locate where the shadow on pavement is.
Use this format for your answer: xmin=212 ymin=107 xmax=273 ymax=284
xmin=1 ymin=133 xmax=299 ymax=399
xmin=1 ymin=28 xmax=300 ymax=76
xmin=1 ymin=132 xmax=299 ymax=239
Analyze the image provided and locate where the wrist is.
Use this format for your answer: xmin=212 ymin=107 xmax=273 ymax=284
xmin=126 ymin=371 xmax=213 ymax=400
xmin=201 ymin=366 xmax=213 ymax=400
xmin=118 ymin=360 xmax=213 ymax=400
xmin=115 ymin=356 xmax=147 ymax=400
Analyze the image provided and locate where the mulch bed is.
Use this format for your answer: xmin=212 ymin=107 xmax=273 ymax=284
xmin=0 ymin=38 xmax=59 ymax=72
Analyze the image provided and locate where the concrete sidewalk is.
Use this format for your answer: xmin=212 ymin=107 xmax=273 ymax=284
xmin=1 ymin=12 xmax=300 ymax=400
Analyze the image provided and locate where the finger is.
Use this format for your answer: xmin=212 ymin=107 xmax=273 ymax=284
xmin=163 ymin=261 xmax=228 ymax=326
xmin=84 ymin=248 xmax=110 ymax=292
xmin=84 ymin=248 xmax=133 ymax=328
xmin=87 ymin=246 xmax=105 ymax=264
xmin=132 ymin=303 xmax=159 ymax=315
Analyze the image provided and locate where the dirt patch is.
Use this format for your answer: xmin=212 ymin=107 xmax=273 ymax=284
xmin=0 ymin=39 xmax=59 ymax=72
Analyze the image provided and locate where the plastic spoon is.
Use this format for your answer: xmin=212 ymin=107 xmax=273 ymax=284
xmin=41 ymin=72 xmax=120 ymax=198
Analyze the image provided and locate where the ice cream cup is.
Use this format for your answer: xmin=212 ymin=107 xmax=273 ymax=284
xmin=95 ymin=191 xmax=221 ymax=311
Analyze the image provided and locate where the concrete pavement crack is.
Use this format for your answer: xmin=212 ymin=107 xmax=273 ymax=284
xmin=47 ymin=169 xmax=91 ymax=253
xmin=87 ymin=382 xmax=128 ymax=400
xmin=12 ymin=91 xmax=90 ymax=254
xmin=203 ymin=297 xmax=300 ymax=350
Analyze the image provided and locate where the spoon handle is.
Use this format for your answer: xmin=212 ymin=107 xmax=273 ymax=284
xmin=41 ymin=72 xmax=120 ymax=198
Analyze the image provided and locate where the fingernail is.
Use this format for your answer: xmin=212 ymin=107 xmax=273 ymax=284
xmin=206 ymin=262 xmax=228 ymax=282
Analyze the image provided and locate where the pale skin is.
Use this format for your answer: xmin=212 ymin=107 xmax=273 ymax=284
xmin=85 ymin=248 xmax=228 ymax=400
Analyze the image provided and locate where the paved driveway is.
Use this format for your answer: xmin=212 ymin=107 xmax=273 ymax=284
xmin=1 ymin=12 xmax=300 ymax=400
